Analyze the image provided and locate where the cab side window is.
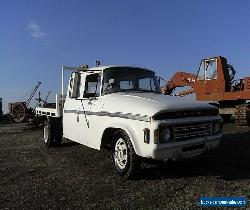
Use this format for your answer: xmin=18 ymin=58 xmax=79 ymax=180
xmin=68 ymin=76 xmax=74 ymax=98
xmin=67 ymin=73 xmax=81 ymax=98
xmin=84 ymin=73 xmax=101 ymax=98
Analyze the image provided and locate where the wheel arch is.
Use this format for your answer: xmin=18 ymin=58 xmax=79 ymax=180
xmin=100 ymin=124 xmax=140 ymax=155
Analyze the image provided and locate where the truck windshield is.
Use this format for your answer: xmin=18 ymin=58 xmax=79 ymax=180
xmin=102 ymin=67 xmax=160 ymax=95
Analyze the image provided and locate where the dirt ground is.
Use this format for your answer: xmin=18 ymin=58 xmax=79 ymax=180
xmin=0 ymin=122 xmax=249 ymax=209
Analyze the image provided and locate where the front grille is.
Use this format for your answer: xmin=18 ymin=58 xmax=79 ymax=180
xmin=173 ymin=121 xmax=212 ymax=141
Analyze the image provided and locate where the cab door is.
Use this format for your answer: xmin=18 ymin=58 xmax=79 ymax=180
xmin=76 ymin=73 xmax=102 ymax=149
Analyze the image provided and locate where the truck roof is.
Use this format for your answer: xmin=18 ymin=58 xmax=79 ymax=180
xmin=87 ymin=65 xmax=154 ymax=73
xmin=87 ymin=65 xmax=114 ymax=71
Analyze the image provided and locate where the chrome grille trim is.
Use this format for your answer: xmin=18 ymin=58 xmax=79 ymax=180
xmin=173 ymin=121 xmax=212 ymax=141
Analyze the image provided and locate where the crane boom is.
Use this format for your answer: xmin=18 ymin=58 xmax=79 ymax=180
xmin=44 ymin=91 xmax=51 ymax=103
xmin=26 ymin=82 xmax=41 ymax=107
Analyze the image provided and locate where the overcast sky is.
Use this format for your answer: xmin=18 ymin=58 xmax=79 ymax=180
xmin=1 ymin=0 xmax=250 ymax=113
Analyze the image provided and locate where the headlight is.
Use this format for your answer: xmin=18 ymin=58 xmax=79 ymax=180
xmin=159 ymin=127 xmax=172 ymax=143
xmin=212 ymin=122 xmax=220 ymax=135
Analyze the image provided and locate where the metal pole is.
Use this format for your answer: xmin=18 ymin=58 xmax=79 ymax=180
xmin=61 ymin=65 xmax=64 ymax=105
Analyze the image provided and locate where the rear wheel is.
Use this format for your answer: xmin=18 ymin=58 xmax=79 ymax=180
xmin=44 ymin=117 xmax=62 ymax=147
xmin=112 ymin=130 xmax=140 ymax=179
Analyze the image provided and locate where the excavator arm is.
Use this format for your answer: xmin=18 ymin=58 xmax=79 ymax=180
xmin=161 ymin=72 xmax=197 ymax=95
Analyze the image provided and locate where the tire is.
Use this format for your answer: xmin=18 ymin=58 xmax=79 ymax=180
xmin=44 ymin=117 xmax=62 ymax=147
xmin=112 ymin=130 xmax=140 ymax=179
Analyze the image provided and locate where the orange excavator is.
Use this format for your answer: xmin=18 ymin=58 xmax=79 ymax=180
xmin=162 ymin=56 xmax=250 ymax=126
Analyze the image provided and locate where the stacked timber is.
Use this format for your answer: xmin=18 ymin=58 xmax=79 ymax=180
xmin=235 ymin=104 xmax=250 ymax=127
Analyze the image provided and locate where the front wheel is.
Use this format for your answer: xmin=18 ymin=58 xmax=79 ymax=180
xmin=112 ymin=130 xmax=140 ymax=179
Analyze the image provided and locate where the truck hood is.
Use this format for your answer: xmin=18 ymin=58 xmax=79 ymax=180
xmin=101 ymin=92 xmax=215 ymax=117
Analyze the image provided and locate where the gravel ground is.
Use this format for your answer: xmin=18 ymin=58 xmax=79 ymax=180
xmin=0 ymin=123 xmax=249 ymax=209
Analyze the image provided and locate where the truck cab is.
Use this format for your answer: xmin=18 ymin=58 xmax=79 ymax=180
xmin=36 ymin=65 xmax=223 ymax=179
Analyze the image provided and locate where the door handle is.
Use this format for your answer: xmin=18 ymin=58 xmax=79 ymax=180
xmin=76 ymin=110 xmax=80 ymax=122
xmin=76 ymin=108 xmax=82 ymax=122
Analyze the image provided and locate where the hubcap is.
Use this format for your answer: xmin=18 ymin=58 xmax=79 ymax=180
xmin=114 ymin=138 xmax=128 ymax=169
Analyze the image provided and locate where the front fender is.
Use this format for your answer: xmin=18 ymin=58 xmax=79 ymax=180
xmin=101 ymin=119 xmax=150 ymax=156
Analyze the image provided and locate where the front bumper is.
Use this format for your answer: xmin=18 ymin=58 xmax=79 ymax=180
xmin=150 ymin=134 xmax=222 ymax=160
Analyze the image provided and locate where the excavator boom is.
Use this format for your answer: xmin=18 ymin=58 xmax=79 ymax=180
xmin=162 ymin=72 xmax=197 ymax=95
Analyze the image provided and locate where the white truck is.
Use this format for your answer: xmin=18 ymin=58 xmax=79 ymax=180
xmin=36 ymin=64 xmax=223 ymax=178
